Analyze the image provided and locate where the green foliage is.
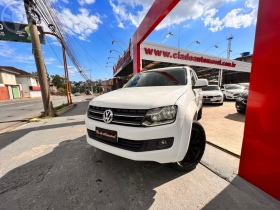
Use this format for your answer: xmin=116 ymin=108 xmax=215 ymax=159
xmin=51 ymin=74 xmax=64 ymax=88
xmin=54 ymin=103 xmax=69 ymax=110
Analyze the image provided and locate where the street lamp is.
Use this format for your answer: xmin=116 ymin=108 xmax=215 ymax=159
xmin=112 ymin=40 xmax=127 ymax=47
xmin=204 ymin=45 xmax=218 ymax=53
xmin=186 ymin=40 xmax=200 ymax=49
xmin=161 ymin=32 xmax=174 ymax=43
xmin=218 ymin=50 xmax=232 ymax=57
xmin=108 ymin=57 xmax=118 ymax=60
xmin=106 ymin=62 xmax=115 ymax=65
xmin=110 ymin=50 xmax=123 ymax=55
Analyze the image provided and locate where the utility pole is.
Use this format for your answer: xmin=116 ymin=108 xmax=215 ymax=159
xmin=24 ymin=0 xmax=55 ymax=116
xmin=89 ymin=70 xmax=93 ymax=93
xmin=219 ymin=35 xmax=234 ymax=86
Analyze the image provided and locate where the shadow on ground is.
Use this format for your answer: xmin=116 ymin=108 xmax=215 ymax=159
xmin=0 ymin=136 xmax=186 ymax=210
xmin=202 ymin=175 xmax=280 ymax=210
xmin=59 ymin=101 xmax=89 ymax=117
xmin=0 ymin=101 xmax=89 ymax=150
xmin=224 ymin=113 xmax=245 ymax=123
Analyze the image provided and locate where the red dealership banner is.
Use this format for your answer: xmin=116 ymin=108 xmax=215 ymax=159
xmin=113 ymin=39 xmax=132 ymax=74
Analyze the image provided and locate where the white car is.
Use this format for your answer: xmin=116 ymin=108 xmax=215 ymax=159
xmin=202 ymin=85 xmax=223 ymax=105
xmin=85 ymin=66 xmax=208 ymax=171
xmin=221 ymin=84 xmax=245 ymax=100
xmin=238 ymin=83 xmax=249 ymax=89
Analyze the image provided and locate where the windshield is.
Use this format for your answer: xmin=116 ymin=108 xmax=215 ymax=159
xmin=225 ymin=84 xmax=244 ymax=90
xmin=125 ymin=68 xmax=187 ymax=87
xmin=202 ymin=86 xmax=220 ymax=91
xmin=239 ymin=83 xmax=249 ymax=88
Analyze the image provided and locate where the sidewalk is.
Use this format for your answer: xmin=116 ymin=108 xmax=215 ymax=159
xmin=0 ymin=100 xmax=279 ymax=209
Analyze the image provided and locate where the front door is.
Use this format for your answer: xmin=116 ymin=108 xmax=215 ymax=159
xmin=12 ymin=86 xmax=20 ymax=99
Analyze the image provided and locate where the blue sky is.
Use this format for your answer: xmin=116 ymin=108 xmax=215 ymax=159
xmin=0 ymin=0 xmax=258 ymax=82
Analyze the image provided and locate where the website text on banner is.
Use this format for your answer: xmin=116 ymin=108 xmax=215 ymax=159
xmin=144 ymin=48 xmax=237 ymax=68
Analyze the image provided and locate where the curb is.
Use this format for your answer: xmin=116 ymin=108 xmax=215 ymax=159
xmin=55 ymin=103 xmax=77 ymax=116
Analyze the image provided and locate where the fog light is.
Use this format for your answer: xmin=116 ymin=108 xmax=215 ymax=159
xmin=157 ymin=140 xmax=168 ymax=148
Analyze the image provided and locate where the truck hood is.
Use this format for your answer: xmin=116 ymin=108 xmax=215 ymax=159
xmin=224 ymin=89 xmax=244 ymax=94
xmin=90 ymin=86 xmax=189 ymax=109
xmin=202 ymin=90 xmax=222 ymax=96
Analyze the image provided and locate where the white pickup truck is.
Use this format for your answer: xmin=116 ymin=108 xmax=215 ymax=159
xmin=85 ymin=66 xmax=208 ymax=171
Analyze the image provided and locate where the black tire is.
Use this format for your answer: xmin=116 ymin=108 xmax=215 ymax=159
xmin=219 ymin=102 xmax=224 ymax=106
xmin=197 ymin=107 xmax=202 ymax=121
xmin=223 ymin=94 xmax=227 ymax=101
xmin=237 ymin=109 xmax=245 ymax=113
xmin=171 ymin=121 xmax=206 ymax=172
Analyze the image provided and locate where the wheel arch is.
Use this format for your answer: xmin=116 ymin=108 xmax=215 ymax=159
xmin=175 ymin=101 xmax=198 ymax=162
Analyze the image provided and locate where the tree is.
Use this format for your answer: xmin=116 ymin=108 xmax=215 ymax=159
xmin=51 ymin=74 xmax=64 ymax=88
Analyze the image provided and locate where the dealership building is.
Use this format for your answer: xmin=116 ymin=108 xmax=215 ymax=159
xmin=112 ymin=41 xmax=252 ymax=85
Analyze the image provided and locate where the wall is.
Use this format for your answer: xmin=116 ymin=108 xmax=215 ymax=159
xmin=16 ymin=77 xmax=30 ymax=98
xmin=30 ymin=91 xmax=41 ymax=98
xmin=0 ymin=72 xmax=17 ymax=85
xmin=29 ymin=77 xmax=39 ymax=86
xmin=0 ymin=85 xmax=9 ymax=100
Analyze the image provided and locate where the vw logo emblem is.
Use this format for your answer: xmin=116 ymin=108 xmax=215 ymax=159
xmin=103 ymin=110 xmax=113 ymax=124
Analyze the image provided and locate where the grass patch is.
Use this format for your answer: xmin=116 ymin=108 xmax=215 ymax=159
xmin=54 ymin=103 xmax=69 ymax=111
xmin=40 ymin=115 xmax=54 ymax=119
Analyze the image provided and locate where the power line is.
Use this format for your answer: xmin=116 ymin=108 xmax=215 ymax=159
xmin=46 ymin=36 xmax=64 ymax=66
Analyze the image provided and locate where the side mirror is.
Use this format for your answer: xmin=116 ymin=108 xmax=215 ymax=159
xmin=193 ymin=79 xmax=208 ymax=89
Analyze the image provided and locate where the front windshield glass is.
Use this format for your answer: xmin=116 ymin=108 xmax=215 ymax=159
xmin=125 ymin=68 xmax=187 ymax=87
xmin=202 ymin=86 xmax=220 ymax=91
xmin=225 ymin=84 xmax=244 ymax=90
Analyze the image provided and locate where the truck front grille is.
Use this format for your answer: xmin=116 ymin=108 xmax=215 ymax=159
xmin=88 ymin=106 xmax=148 ymax=127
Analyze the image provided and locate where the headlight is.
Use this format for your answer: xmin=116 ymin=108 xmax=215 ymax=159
xmin=214 ymin=95 xmax=222 ymax=97
xmin=226 ymin=91 xmax=233 ymax=94
xmin=142 ymin=105 xmax=177 ymax=127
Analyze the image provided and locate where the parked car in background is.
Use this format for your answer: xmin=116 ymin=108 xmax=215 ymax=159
xmin=221 ymin=84 xmax=245 ymax=100
xmin=202 ymin=85 xmax=223 ymax=105
xmin=74 ymin=92 xmax=81 ymax=96
xmin=236 ymin=90 xmax=248 ymax=113
xmin=238 ymin=83 xmax=249 ymax=89
xmin=86 ymin=66 xmax=208 ymax=171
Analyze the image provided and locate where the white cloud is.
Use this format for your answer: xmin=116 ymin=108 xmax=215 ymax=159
xmin=77 ymin=0 xmax=95 ymax=6
xmin=118 ymin=22 xmax=124 ymax=28
xmin=203 ymin=0 xmax=258 ymax=32
xmin=57 ymin=8 xmax=102 ymax=40
xmin=109 ymin=0 xmax=258 ymax=32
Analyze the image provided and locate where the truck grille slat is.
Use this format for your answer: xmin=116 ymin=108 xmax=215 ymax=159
xmin=88 ymin=106 xmax=148 ymax=127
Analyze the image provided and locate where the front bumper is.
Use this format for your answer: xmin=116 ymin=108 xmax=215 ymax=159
xmin=203 ymin=96 xmax=223 ymax=104
xmin=224 ymin=92 xmax=240 ymax=99
xmin=235 ymin=100 xmax=247 ymax=111
xmin=85 ymin=116 xmax=186 ymax=163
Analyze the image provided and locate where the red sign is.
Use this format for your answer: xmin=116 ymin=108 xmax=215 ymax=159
xmin=113 ymin=39 xmax=132 ymax=74
xmin=29 ymin=86 xmax=41 ymax=91
xmin=144 ymin=47 xmax=236 ymax=68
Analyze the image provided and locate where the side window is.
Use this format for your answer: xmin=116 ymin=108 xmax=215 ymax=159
xmin=190 ymin=70 xmax=197 ymax=86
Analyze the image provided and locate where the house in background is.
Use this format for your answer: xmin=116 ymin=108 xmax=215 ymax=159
xmin=0 ymin=66 xmax=42 ymax=99
xmin=0 ymin=67 xmax=22 ymax=100
xmin=49 ymin=82 xmax=57 ymax=92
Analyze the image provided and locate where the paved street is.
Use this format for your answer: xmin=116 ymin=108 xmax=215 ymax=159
xmin=0 ymin=95 xmax=93 ymax=134
xmin=200 ymin=101 xmax=245 ymax=156
xmin=0 ymin=100 xmax=278 ymax=210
